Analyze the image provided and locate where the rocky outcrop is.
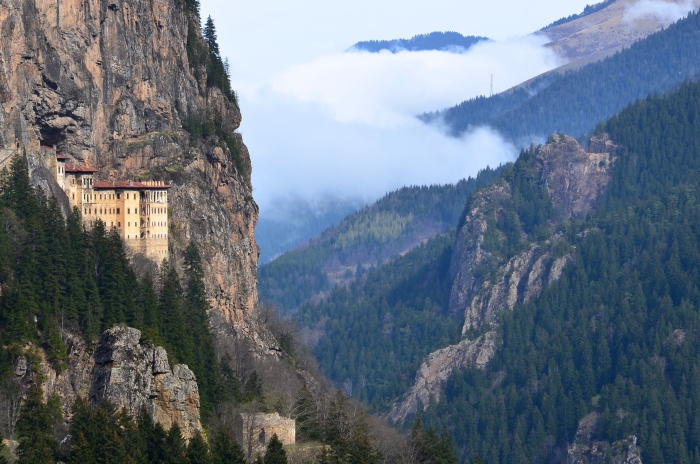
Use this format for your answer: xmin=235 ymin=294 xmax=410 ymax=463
xmin=449 ymin=134 xmax=613 ymax=330
xmin=90 ymin=325 xmax=202 ymax=439
xmin=0 ymin=0 xmax=269 ymax=353
xmin=567 ymin=412 xmax=642 ymax=464
xmin=389 ymin=331 xmax=496 ymax=422
xmin=12 ymin=330 xmax=94 ymax=419
xmin=392 ymin=135 xmax=614 ymax=424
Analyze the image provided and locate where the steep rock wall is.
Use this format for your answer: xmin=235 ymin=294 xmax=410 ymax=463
xmin=391 ymin=135 xmax=614 ymax=423
xmin=449 ymin=134 xmax=613 ymax=330
xmin=0 ymin=0 xmax=268 ymax=351
xmin=90 ymin=326 xmax=202 ymax=439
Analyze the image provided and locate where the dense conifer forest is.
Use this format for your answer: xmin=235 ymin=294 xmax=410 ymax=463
xmin=352 ymin=32 xmax=488 ymax=53
xmin=426 ymin=10 xmax=700 ymax=144
xmin=417 ymin=81 xmax=700 ymax=462
xmin=259 ymin=168 xmax=500 ymax=313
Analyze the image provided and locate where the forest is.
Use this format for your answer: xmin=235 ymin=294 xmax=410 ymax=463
xmin=425 ymin=10 xmax=700 ymax=144
xmin=258 ymin=168 xmax=500 ymax=313
xmin=418 ymin=81 xmax=700 ymax=462
xmin=352 ymin=32 xmax=488 ymax=53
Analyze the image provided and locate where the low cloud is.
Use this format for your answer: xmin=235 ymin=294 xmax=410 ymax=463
xmin=624 ymin=0 xmax=697 ymax=24
xmin=265 ymin=35 xmax=562 ymax=127
xmin=242 ymin=35 xmax=562 ymax=213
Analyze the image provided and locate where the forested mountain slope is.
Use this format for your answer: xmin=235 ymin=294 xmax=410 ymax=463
xmin=414 ymin=81 xmax=700 ymax=462
xmin=352 ymin=32 xmax=488 ymax=53
xmin=258 ymin=169 xmax=500 ymax=313
xmin=424 ymin=9 xmax=700 ymax=144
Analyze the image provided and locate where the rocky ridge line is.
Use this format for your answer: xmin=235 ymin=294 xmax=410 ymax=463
xmin=390 ymin=134 xmax=615 ymax=423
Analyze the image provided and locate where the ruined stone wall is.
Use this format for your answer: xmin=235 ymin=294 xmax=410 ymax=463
xmin=236 ymin=412 xmax=295 ymax=455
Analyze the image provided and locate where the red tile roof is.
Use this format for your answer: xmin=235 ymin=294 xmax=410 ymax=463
xmin=56 ymin=155 xmax=69 ymax=160
xmin=65 ymin=164 xmax=98 ymax=173
xmin=93 ymin=181 xmax=171 ymax=190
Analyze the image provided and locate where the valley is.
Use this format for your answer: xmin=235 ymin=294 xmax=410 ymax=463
xmin=2 ymin=0 xmax=700 ymax=463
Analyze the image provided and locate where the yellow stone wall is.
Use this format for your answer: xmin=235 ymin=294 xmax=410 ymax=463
xmin=55 ymin=158 xmax=169 ymax=261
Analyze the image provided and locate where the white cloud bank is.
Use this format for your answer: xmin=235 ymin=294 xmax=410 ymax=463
xmin=625 ymin=0 xmax=698 ymax=24
xmin=243 ymin=35 xmax=565 ymax=211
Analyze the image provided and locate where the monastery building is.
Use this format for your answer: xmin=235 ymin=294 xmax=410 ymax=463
xmin=46 ymin=146 xmax=171 ymax=260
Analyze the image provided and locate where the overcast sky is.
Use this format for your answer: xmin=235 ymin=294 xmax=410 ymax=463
xmin=198 ymin=0 xmax=594 ymax=212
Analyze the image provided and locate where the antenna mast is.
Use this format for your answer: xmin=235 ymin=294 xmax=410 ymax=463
xmin=490 ymin=74 xmax=494 ymax=97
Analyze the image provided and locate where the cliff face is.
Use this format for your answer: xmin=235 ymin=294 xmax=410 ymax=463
xmin=448 ymin=134 xmax=613 ymax=332
xmin=15 ymin=326 xmax=203 ymax=439
xmin=90 ymin=326 xmax=202 ymax=439
xmin=390 ymin=134 xmax=614 ymax=423
xmin=0 ymin=0 xmax=266 ymax=348
xmin=567 ymin=413 xmax=643 ymax=464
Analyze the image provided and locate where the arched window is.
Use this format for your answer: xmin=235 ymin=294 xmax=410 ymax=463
xmin=259 ymin=429 xmax=266 ymax=445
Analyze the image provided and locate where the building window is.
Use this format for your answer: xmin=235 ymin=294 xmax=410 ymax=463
xmin=72 ymin=194 xmax=74 ymax=200
xmin=117 ymin=208 xmax=120 ymax=214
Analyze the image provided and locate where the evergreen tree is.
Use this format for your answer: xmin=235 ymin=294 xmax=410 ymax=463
xmin=187 ymin=432 xmax=211 ymax=464
xmin=203 ymin=16 xmax=220 ymax=58
xmin=210 ymin=427 xmax=246 ymax=464
xmin=0 ymin=430 xmax=8 ymax=464
xmin=15 ymin=386 xmax=58 ymax=464
xmin=158 ymin=261 xmax=193 ymax=365
xmin=264 ymin=434 xmax=288 ymax=464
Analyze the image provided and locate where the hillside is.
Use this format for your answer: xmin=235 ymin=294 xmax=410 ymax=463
xmin=417 ymin=78 xmax=700 ymax=464
xmin=256 ymin=196 xmax=365 ymax=264
xmin=301 ymin=78 xmax=700 ymax=462
xmin=258 ymin=168 xmax=500 ymax=313
xmin=537 ymin=0 xmax=699 ymax=62
xmin=351 ymin=32 xmax=488 ymax=53
xmin=425 ymin=8 xmax=700 ymax=144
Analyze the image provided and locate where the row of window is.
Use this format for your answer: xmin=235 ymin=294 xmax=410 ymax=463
xmin=85 ymin=208 xmax=120 ymax=215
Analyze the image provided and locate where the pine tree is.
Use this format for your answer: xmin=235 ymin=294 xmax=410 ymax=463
xmin=187 ymin=432 xmax=211 ymax=464
xmin=0 ymin=429 xmax=8 ymax=464
xmin=264 ymin=434 xmax=287 ymax=464
xmin=158 ymin=261 xmax=193 ymax=365
xmin=210 ymin=427 xmax=246 ymax=464
xmin=203 ymin=17 xmax=220 ymax=58
xmin=165 ymin=424 xmax=188 ymax=464
xmin=15 ymin=386 xmax=59 ymax=464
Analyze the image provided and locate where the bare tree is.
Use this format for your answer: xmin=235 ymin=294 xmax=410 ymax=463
xmin=0 ymin=376 xmax=22 ymax=438
xmin=239 ymin=411 xmax=262 ymax=463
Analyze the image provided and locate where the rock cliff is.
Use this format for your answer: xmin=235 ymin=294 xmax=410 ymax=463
xmin=0 ymin=0 xmax=271 ymax=350
xmin=567 ymin=412 xmax=643 ymax=464
xmin=90 ymin=326 xmax=201 ymax=439
xmin=388 ymin=331 xmax=496 ymax=422
xmin=391 ymin=134 xmax=614 ymax=423
xmin=14 ymin=326 xmax=202 ymax=438
xmin=449 ymin=134 xmax=613 ymax=331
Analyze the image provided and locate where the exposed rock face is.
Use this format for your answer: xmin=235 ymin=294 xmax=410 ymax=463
xmin=449 ymin=134 xmax=613 ymax=331
xmin=392 ymin=135 xmax=614 ymax=424
xmin=0 ymin=0 xmax=263 ymax=353
xmin=568 ymin=412 xmax=642 ymax=464
xmin=12 ymin=330 xmax=94 ymax=419
xmin=388 ymin=331 xmax=496 ymax=423
xmin=90 ymin=325 xmax=202 ymax=439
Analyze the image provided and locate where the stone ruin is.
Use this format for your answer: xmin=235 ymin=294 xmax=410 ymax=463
xmin=235 ymin=412 xmax=295 ymax=456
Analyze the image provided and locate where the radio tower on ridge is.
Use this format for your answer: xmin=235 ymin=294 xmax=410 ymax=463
xmin=490 ymin=74 xmax=494 ymax=97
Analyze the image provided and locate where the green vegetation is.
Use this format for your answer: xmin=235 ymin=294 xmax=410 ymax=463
xmin=417 ymin=81 xmax=700 ymax=462
xmin=182 ymin=0 xmax=237 ymax=105
xmin=353 ymin=32 xmax=488 ymax=53
xmin=65 ymin=397 xmax=245 ymax=463
xmin=0 ymin=156 xmax=226 ymax=417
xmin=428 ymin=10 xmax=700 ymax=143
xmin=259 ymin=168 xmax=501 ymax=313
xmin=296 ymin=231 xmax=461 ymax=409
xmin=539 ymin=0 xmax=616 ymax=31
